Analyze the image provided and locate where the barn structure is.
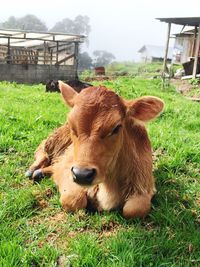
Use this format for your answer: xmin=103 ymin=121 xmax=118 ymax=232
xmin=173 ymin=29 xmax=195 ymax=64
xmin=0 ymin=29 xmax=85 ymax=83
xmin=138 ymin=45 xmax=173 ymax=63
xmin=156 ymin=17 xmax=200 ymax=79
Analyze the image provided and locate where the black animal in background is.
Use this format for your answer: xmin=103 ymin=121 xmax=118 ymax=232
xmin=46 ymin=80 xmax=92 ymax=93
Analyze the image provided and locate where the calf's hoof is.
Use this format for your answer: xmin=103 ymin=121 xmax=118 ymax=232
xmin=25 ymin=170 xmax=34 ymax=179
xmin=32 ymin=169 xmax=44 ymax=182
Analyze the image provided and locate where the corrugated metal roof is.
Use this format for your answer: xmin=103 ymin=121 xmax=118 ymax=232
xmin=138 ymin=45 xmax=173 ymax=59
xmin=156 ymin=17 xmax=200 ymax=27
xmin=0 ymin=28 xmax=85 ymax=47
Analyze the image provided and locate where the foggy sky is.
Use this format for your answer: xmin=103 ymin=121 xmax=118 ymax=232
xmin=1 ymin=0 xmax=200 ymax=61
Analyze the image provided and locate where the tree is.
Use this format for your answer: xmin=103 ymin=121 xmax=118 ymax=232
xmin=0 ymin=15 xmax=47 ymax=31
xmin=50 ymin=15 xmax=91 ymax=44
xmin=93 ymin=50 xmax=115 ymax=67
xmin=78 ymin=52 xmax=93 ymax=70
xmin=18 ymin=15 xmax=47 ymax=31
xmin=0 ymin=16 xmax=18 ymax=29
xmin=73 ymin=15 xmax=91 ymax=36
xmin=50 ymin=18 xmax=74 ymax=33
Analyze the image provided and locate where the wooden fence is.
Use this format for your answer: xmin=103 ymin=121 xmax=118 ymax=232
xmin=0 ymin=45 xmax=74 ymax=65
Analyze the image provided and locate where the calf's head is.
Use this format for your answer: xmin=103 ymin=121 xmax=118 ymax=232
xmin=59 ymin=81 xmax=164 ymax=186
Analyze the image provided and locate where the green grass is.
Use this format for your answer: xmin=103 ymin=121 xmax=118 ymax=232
xmin=81 ymin=62 xmax=182 ymax=79
xmin=105 ymin=62 xmax=181 ymax=78
xmin=0 ymin=78 xmax=200 ymax=266
xmin=106 ymin=62 xmax=164 ymax=77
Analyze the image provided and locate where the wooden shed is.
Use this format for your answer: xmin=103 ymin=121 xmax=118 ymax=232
xmin=173 ymin=29 xmax=197 ymax=64
xmin=156 ymin=17 xmax=200 ymax=79
xmin=0 ymin=29 xmax=85 ymax=83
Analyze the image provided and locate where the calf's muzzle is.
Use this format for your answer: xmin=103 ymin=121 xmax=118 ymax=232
xmin=71 ymin=166 xmax=96 ymax=185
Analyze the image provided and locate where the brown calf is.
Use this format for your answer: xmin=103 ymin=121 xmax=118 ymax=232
xmin=26 ymin=81 xmax=164 ymax=218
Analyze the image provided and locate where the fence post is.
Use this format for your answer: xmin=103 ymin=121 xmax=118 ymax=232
xmin=192 ymin=24 xmax=200 ymax=78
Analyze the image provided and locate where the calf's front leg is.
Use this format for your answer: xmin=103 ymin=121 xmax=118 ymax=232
xmin=122 ymin=193 xmax=152 ymax=218
xmin=53 ymin=170 xmax=87 ymax=212
xmin=25 ymin=141 xmax=49 ymax=179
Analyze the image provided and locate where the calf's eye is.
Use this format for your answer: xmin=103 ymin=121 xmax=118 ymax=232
xmin=111 ymin=124 xmax=122 ymax=135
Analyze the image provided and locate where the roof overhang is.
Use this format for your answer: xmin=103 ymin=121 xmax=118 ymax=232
xmin=138 ymin=45 xmax=145 ymax=53
xmin=156 ymin=17 xmax=200 ymax=27
xmin=0 ymin=28 xmax=85 ymax=47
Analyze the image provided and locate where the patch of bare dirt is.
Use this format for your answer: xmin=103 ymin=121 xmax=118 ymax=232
xmin=171 ymin=79 xmax=200 ymax=101
xmin=152 ymin=148 xmax=166 ymax=162
xmin=186 ymin=94 xmax=200 ymax=102
xmin=57 ymin=254 xmax=77 ymax=267
xmin=32 ymin=188 xmax=54 ymax=209
xmin=195 ymin=197 xmax=200 ymax=207
xmin=47 ymin=211 xmax=66 ymax=224
xmin=28 ymin=211 xmax=66 ymax=227
xmin=44 ymin=188 xmax=54 ymax=198
xmin=171 ymin=79 xmax=193 ymax=94
xmin=84 ymin=76 xmax=112 ymax=82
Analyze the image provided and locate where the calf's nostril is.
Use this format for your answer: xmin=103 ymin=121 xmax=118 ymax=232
xmin=71 ymin=166 xmax=96 ymax=185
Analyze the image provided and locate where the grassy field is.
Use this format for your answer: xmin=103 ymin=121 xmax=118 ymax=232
xmin=81 ymin=62 xmax=163 ymax=79
xmin=0 ymin=78 xmax=200 ymax=266
xmin=81 ymin=62 xmax=182 ymax=79
xmin=106 ymin=62 xmax=164 ymax=77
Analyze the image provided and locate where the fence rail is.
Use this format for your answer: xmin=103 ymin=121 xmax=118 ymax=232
xmin=0 ymin=45 xmax=74 ymax=65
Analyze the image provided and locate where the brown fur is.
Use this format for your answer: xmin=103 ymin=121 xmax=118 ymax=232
xmin=27 ymin=81 xmax=164 ymax=218
xmin=28 ymin=124 xmax=71 ymax=177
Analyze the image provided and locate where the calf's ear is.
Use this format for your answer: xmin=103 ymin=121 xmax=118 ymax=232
xmin=58 ymin=81 xmax=77 ymax=107
xmin=126 ymin=96 xmax=164 ymax=122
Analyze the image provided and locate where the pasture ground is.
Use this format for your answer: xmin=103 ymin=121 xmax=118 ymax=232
xmin=0 ymin=78 xmax=200 ymax=266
